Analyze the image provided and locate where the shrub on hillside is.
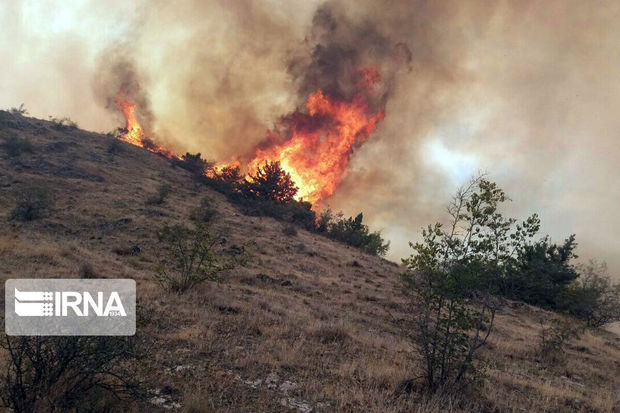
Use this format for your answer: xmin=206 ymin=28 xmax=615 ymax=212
xmin=0 ymin=335 xmax=140 ymax=412
xmin=171 ymin=152 xmax=211 ymax=177
xmin=402 ymin=176 xmax=541 ymax=392
xmin=154 ymin=222 xmax=236 ymax=293
xmin=324 ymin=212 xmax=389 ymax=256
xmin=557 ymin=261 xmax=620 ymax=327
xmin=539 ymin=318 xmax=583 ymax=364
xmin=1 ymin=133 xmax=33 ymax=158
xmin=189 ymin=196 xmax=217 ymax=223
xmin=9 ymin=183 xmax=54 ymax=222
xmin=503 ymin=235 xmax=579 ymax=308
xmin=49 ymin=116 xmax=78 ymax=130
xmin=146 ymin=183 xmax=172 ymax=205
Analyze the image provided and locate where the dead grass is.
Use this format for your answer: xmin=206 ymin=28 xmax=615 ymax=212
xmin=0 ymin=113 xmax=618 ymax=412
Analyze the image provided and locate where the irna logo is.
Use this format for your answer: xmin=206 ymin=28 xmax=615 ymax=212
xmin=14 ymin=289 xmax=127 ymax=317
xmin=5 ymin=279 xmax=135 ymax=336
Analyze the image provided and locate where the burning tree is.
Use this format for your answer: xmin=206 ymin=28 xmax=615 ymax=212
xmin=245 ymin=161 xmax=298 ymax=203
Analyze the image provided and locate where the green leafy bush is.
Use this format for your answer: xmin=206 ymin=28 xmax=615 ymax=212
xmin=539 ymin=318 xmax=583 ymax=363
xmin=557 ymin=261 xmax=620 ymax=327
xmin=402 ymin=176 xmax=539 ymax=392
xmin=154 ymin=222 xmax=235 ymax=293
xmin=324 ymin=212 xmax=389 ymax=256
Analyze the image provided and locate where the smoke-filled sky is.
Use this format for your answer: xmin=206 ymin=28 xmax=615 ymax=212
xmin=1 ymin=0 xmax=619 ymax=277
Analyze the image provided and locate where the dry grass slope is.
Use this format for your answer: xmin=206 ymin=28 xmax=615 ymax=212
xmin=0 ymin=111 xmax=618 ymax=412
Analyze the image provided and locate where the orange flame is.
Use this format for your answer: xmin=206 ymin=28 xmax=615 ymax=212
xmin=247 ymin=88 xmax=383 ymax=205
xmin=113 ymin=90 xmax=143 ymax=146
xmin=113 ymin=89 xmax=174 ymax=158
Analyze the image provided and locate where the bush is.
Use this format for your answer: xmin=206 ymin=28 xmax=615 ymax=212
xmin=171 ymin=152 xmax=211 ymax=177
xmin=539 ymin=319 xmax=583 ymax=363
xmin=503 ymin=235 xmax=579 ymax=308
xmin=9 ymin=183 xmax=54 ymax=222
xmin=1 ymin=133 xmax=33 ymax=158
xmin=79 ymin=262 xmax=97 ymax=279
xmin=189 ymin=196 xmax=217 ymax=222
xmin=244 ymin=161 xmax=298 ymax=202
xmin=282 ymin=224 xmax=298 ymax=236
xmin=402 ymin=176 xmax=540 ymax=392
xmin=0 ymin=335 xmax=140 ymax=412
xmin=146 ymin=183 xmax=172 ymax=205
xmin=557 ymin=261 xmax=620 ymax=327
xmin=325 ymin=212 xmax=389 ymax=256
xmin=154 ymin=222 xmax=235 ymax=293
xmin=107 ymin=138 xmax=123 ymax=155
xmin=49 ymin=116 xmax=78 ymax=130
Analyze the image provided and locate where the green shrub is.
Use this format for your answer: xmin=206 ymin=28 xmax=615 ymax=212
xmin=9 ymin=183 xmax=54 ymax=222
xmin=146 ymin=183 xmax=172 ymax=205
xmin=539 ymin=319 xmax=583 ymax=363
xmin=325 ymin=212 xmax=389 ymax=256
xmin=154 ymin=222 xmax=235 ymax=293
xmin=402 ymin=176 xmax=540 ymax=392
xmin=557 ymin=261 xmax=620 ymax=327
xmin=503 ymin=235 xmax=578 ymax=308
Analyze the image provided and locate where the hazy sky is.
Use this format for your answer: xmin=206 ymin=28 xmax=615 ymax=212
xmin=1 ymin=0 xmax=618 ymax=277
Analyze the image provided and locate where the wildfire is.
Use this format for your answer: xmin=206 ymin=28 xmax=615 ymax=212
xmin=113 ymin=89 xmax=174 ymax=158
xmin=247 ymin=88 xmax=383 ymax=205
xmin=112 ymin=66 xmax=384 ymax=206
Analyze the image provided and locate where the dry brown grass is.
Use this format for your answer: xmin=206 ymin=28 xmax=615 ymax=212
xmin=0 ymin=113 xmax=618 ymax=412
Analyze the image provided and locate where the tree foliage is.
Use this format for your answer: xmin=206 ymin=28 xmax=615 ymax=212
xmin=155 ymin=222 xmax=236 ymax=293
xmin=402 ymin=176 xmax=540 ymax=392
xmin=245 ymin=161 xmax=298 ymax=202
xmin=324 ymin=211 xmax=390 ymax=256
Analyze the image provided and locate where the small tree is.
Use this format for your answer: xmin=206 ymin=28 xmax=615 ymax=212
xmin=402 ymin=176 xmax=540 ymax=392
xmin=9 ymin=183 xmax=54 ymax=222
xmin=504 ymin=235 xmax=578 ymax=307
xmin=245 ymin=161 xmax=298 ymax=202
xmin=154 ymin=222 xmax=234 ymax=293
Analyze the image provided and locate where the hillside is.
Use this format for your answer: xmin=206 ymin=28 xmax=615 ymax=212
xmin=0 ymin=111 xmax=618 ymax=412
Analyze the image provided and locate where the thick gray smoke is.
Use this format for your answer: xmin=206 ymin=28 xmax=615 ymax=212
xmin=1 ymin=0 xmax=619 ymax=276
